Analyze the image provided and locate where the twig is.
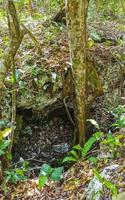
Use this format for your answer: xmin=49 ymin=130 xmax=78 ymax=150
xmin=28 ymin=166 xmax=41 ymax=171
xmin=21 ymin=23 xmax=41 ymax=52
xmin=63 ymin=96 xmax=75 ymax=127
xmin=12 ymin=157 xmax=43 ymax=167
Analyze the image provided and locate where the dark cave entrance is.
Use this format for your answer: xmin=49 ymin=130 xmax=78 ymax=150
xmin=12 ymin=106 xmax=74 ymax=173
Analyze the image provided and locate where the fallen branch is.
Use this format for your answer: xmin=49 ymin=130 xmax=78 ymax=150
xmin=63 ymin=96 xmax=75 ymax=127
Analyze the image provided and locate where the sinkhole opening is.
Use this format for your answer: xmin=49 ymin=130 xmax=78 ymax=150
xmin=12 ymin=106 xmax=74 ymax=173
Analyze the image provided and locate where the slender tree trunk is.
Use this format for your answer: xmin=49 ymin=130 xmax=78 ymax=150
xmin=65 ymin=0 xmax=89 ymax=145
xmin=28 ymin=0 xmax=34 ymax=17
xmin=0 ymin=0 xmax=24 ymax=92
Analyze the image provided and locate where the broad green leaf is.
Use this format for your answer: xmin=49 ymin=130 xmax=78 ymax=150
xmin=70 ymin=150 xmax=79 ymax=159
xmin=62 ymin=156 xmax=77 ymax=163
xmin=0 ymin=140 xmax=10 ymax=149
xmin=82 ymin=136 xmax=96 ymax=157
xmin=104 ymin=179 xmax=117 ymax=195
xmin=94 ymin=132 xmax=103 ymax=141
xmin=38 ymin=175 xmax=48 ymax=189
xmin=16 ymin=169 xmax=24 ymax=176
xmin=50 ymin=167 xmax=63 ymax=181
xmin=94 ymin=169 xmax=117 ymax=195
xmin=40 ymin=164 xmax=53 ymax=176
xmin=73 ymin=144 xmax=82 ymax=150
xmin=0 ymin=128 xmax=12 ymax=140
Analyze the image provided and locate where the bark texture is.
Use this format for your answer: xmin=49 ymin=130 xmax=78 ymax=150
xmin=65 ymin=0 xmax=89 ymax=145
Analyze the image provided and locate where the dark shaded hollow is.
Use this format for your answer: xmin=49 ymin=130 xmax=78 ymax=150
xmin=12 ymin=106 xmax=74 ymax=171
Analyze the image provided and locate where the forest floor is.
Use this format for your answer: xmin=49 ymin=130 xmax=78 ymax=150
xmin=0 ymin=17 xmax=125 ymax=199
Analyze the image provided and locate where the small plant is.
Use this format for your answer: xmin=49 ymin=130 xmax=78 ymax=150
xmin=112 ymin=105 xmax=125 ymax=129
xmin=94 ymin=169 xmax=118 ymax=196
xmin=38 ymin=164 xmax=64 ymax=189
xmin=62 ymin=131 xmax=103 ymax=164
xmin=4 ymin=168 xmax=27 ymax=184
xmin=101 ymin=132 xmax=122 ymax=158
xmin=1 ymin=159 xmax=29 ymax=193
xmin=0 ymin=140 xmax=10 ymax=156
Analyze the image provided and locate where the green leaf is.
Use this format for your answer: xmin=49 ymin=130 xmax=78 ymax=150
xmin=62 ymin=156 xmax=77 ymax=163
xmin=81 ymin=136 xmax=96 ymax=157
xmin=0 ymin=128 xmax=12 ymax=140
xmin=104 ymin=179 xmax=117 ymax=195
xmin=38 ymin=175 xmax=48 ymax=189
xmin=15 ymin=69 xmax=22 ymax=80
xmin=94 ymin=169 xmax=117 ymax=195
xmin=50 ymin=167 xmax=63 ymax=181
xmin=0 ymin=140 xmax=10 ymax=155
xmin=88 ymin=156 xmax=98 ymax=164
xmin=0 ymin=140 xmax=10 ymax=150
xmin=94 ymin=132 xmax=103 ymax=141
xmin=15 ymin=169 xmax=24 ymax=176
xmin=107 ymin=132 xmax=114 ymax=140
xmin=70 ymin=150 xmax=79 ymax=159
xmin=6 ymin=152 xmax=12 ymax=161
xmin=0 ymin=149 xmax=5 ymax=156
xmin=40 ymin=164 xmax=53 ymax=176
xmin=90 ymin=30 xmax=101 ymax=42
xmin=94 ymin=169 xmax=103 ymax=183
xmin=19 ymin=80 xmax=25 ymax=88
xmin=73 ymin=144 xmax=82 ymax=151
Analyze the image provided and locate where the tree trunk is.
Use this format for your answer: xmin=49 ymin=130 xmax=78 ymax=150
xmin=65 ymin=0 xmax=89 ymax=145
xmin=0 ymin=0 xmax=24 ymax=92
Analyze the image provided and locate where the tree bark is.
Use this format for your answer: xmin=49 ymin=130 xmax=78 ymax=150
xmin=65 ymin=0 xmax=89 ymax=145
xmin=0 ymin=0 xmax=24 ymax=92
